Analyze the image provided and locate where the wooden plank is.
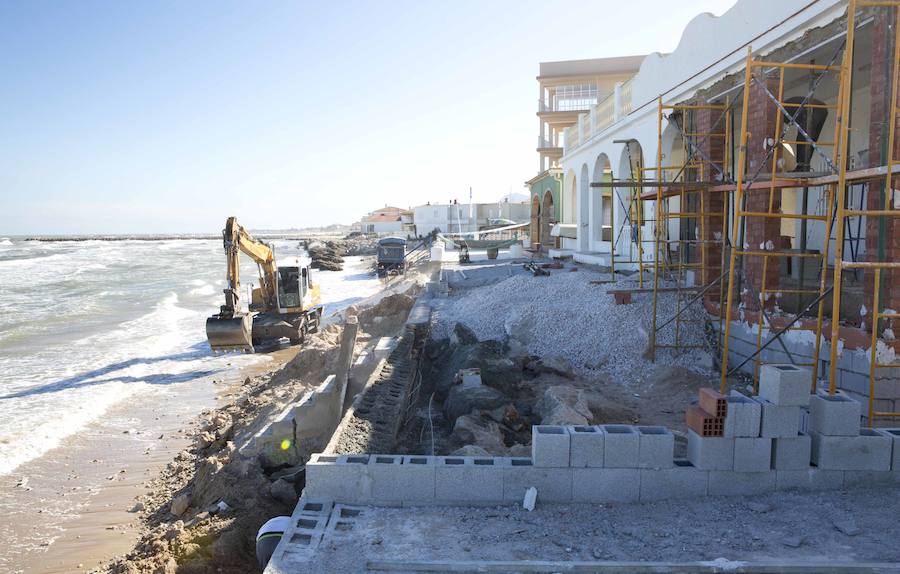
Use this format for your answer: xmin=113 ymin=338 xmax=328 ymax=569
xmin=367 ymin=559 xmax=900 ymax=573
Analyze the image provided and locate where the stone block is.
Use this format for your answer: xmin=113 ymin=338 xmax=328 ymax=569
xmin=809 ymin=392 xmax=862 ymax=436
xmin=568 ymin=425 xmax=605 ymax=468
xmin=772 ymin=433 xmax=812 ymax=470
xmin=686 ymin=430 xmax=734 ymax=470
xmin=724 ymin=392 xmax=762 ymax=438
xmin=759 ymin=364 xmax=810 ymax=406
xmin=733 ymin=437 xmax=772 ymax=471
xmin=373 ymin=337 xmax=398 ymax=360
xmin=434 ymin=456 xmax=505 ymax=504
xmin=369 ymin=455 xmax=436 ymax=505
xmin=601 ymin=424 xmax=639 ymax=468
xmin=755 ymin=398 xmax=800 ymax=438
xmin=639 ymin=460 xmax=708 ymax=501
xmin=304 ymin=454 xmax=371 ymax=504
xmin=532 ymin=425 xmax=571 ymax=468
xmin=501 ymin=458 xmax=573 ymax=503
xmin=775 ymin=469 xmax=843 ymax=491
xmin=882 ymin=428 xmax=900 ymax=470
xmin=810 ymin=428 xmax=892 ymax=471
xmin=708 ymin=471 xmax=776 ymax=496
xmin=572 ymin=468 xmax=640 ymax=503
xmin=636 ymin=426 xmax=674 ymax=469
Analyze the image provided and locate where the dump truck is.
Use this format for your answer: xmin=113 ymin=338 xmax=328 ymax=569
xmin=206 ymin=217 xmax=323 ymax=352
xmin=375 ymin=237 xmax=407 ymax=277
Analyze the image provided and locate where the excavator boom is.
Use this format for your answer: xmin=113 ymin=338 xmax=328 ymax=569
xmin=206 ymin=217 xmax=323 ymax=353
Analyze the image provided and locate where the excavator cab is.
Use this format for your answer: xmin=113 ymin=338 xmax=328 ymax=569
xmin=277 ymin=266 xmax=302 ymax=309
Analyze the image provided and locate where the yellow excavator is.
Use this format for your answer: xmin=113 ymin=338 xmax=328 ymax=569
xmin=206 ymin=217 xmax=323 ymax=352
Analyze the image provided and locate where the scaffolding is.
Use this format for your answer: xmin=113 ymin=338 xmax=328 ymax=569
xmin=719 ymin=43 xmax=847 ymax=394
xmin=648 ymin=98 xmax=731 ymax=359
xmin=828 ymin=0 xmax=900 ymax=425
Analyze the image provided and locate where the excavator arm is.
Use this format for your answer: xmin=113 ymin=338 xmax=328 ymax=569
xmin=207 ymin=216 xmax=277 ymax=352
xmin=220 ymin=216 xmax=278 ymax=315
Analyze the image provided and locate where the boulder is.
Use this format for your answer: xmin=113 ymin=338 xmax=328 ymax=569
xmin=453 ymin=322 xmax=479 ymax=345
xmin=451 ymin=415 xmax=507 ymax=455
xmin=450 ymin=445 xmax=492 ymax=457
xmin=444 ymin=384 xmax=510 ymax=422
xmin=170 ymin=494 xmax=190 ymax=517
xmin=536 ymin=385 xmax=592 ymax=426
xmin=536 ymin=356 xmax=577 ymax=379
xmin=270 ymin=478 xmax=297 ymax=505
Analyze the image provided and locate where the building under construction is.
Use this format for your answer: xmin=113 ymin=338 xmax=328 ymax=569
xmin=554 ymin=0 xmax=900 ymax=427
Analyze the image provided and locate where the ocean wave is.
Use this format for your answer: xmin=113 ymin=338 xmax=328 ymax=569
xmin=0 ymin=238 xmax=13 ymax=246
xmin=188 ymin=284 xmax=216 ymax=297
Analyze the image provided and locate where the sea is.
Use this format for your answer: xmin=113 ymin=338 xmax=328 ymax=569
xmin=0 ymin=236 xmax=383 ymax=477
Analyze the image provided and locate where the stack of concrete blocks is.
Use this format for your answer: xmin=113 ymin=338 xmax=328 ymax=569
xmin=826 ymin=345 xmax=900 ymax=426
xmin=808 ymin=388 xmax=896 ymax=486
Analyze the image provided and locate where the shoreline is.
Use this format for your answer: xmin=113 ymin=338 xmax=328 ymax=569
xmin=0 ymin=351 xmax=293 ymax=574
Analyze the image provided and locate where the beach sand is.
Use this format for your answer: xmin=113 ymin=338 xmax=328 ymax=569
xmin=0 ymin=352 xmax=293 ymax=574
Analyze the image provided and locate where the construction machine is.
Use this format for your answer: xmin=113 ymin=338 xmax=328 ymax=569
xmin=206 ymin=217 xmax=323 ymax=352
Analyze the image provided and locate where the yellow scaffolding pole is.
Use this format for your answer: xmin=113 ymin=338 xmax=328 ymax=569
xmin=719 ymin=45 xmax=843 ymax=394
xmin=649 ymin=97 xmax=730 ymax=360
xmin=828 ymin=0 xmax=900 ymax=425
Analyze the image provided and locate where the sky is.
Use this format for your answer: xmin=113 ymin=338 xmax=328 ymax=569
xmin=0 ymin=0 xmax=737 ymax=235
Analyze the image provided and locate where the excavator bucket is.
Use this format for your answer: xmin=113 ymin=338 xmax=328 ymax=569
xmin=206 ymin=313 xmax=253 ymax=352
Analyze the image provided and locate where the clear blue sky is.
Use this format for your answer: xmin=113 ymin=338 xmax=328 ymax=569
xmin=0 ymin=0 xmax=735 ymax=235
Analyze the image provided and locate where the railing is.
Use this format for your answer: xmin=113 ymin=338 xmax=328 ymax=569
xmin=538 ymin=98 xmax=596 ymax=113
xmin=563 ymin=80 xmax=635 ymax=154
xmin=537 ymin=136 xmax=558 ymax=149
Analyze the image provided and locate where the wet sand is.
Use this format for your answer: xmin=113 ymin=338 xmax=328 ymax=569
xmin=0 ymin=351 xmax=294 ymax=574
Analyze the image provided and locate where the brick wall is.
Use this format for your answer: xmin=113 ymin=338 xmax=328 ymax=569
xmin=695 ymin=104 xmax=727 ymax=294
xmin=864 ymin=8 xmax=900 ymax=324
xmin=741 ymin=77 xmax=783 ymax=310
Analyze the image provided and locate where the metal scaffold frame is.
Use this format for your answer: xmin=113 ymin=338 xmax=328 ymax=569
xmin=648 ymin=98 xmax=731 ymax=360
xmin=828 ymin=0 xmax=900 ymax=425
xmin=719 ymin=42 xmax=847 ymax=394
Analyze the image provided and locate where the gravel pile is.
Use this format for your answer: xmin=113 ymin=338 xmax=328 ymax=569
xmin=431 ymin=270 xmax=712 ymax=382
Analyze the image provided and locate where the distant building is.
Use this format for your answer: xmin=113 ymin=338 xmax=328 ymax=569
xmin=530 ymin=56 xmax=644 ymax=250
xmin=412 ymin=200 xmax=529 ymax=237
xmin=359 ymin=206 xmax=413 ymax=235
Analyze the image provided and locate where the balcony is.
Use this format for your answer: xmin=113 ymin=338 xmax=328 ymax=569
xmin=563 ymin=79 xmax=634 ymax=153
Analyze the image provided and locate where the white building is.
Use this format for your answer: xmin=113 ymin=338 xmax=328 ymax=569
xmin=412 ymin=201 xmax=530 ymax=237
xmin=359 ymin=206 xmax=413 ymax=235
xmin=557 ymin=0 xmax=860 ymax=268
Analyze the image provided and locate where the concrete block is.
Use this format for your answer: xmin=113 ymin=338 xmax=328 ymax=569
xmin=775 ymin=469 xmax=843 ymax=491
xmin=843 ymin=470 xmax=900 ymax=488
xmin=755 ymin=398 xmax=800 ymax=438
xmin=368 ymin=455 xmax=436 ymax=505
xmin=724 ymin=392 xmax=761 ymax=438
xmin=733 ymin=437 xmax=772 ymax=472
xmin=532 ymin=425 xmax=571 ymax=468
xmin=639 ymin=460 xmax=709 ymax=501
xmin=799 ymin=407 xmax=810 ymax=434
xmin=304 ymin=454 xmax=372 ymax=504
xmin=568 ymin=426 xmax=605 ymax=468
xmin=434 ymin=456 xmax=504 ymax=503
xmin=772 ymin=433 xmax=812 ymax=470
xmin=373 ymin=337 xmax=398 ymax=361
xmin=882 ymin=428 xmax=900 ymax=470
xmin=708 ymin=471 xmax=776 ymax=496
xmin=810 ymin=428 xmax=892 ymax=471
xmin=759 ymin=364 xmax=810 ymax=406
xmin=501 ymin=458 xmax=573 ymax=503
xmin=601 ymin=424 xmax=639 ymax=468
xmin=687 ymin=430 xmax=734 ymax=470
xmin=572 ymin=468 xmax=640 ymax=503
xmin=810 ymin=392 xmax=862 ymax=436
xmin=636 ymin=426 xmax=674 ymax=469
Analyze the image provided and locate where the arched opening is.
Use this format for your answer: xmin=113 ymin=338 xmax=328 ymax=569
xmin=579 ymin=164 xmax=590 ymax=252
xmin=592 ymin=153 xmax=612 ymax=246
xmin=541 ymin=191 xmax=554 ymax=250
xmin=565 ymin=170 xmax=577 ymax=224
xmin=530 ymin=194 xmax=541 ymax=245
xmin=617 ymin=140 xmax=645 ymax=258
